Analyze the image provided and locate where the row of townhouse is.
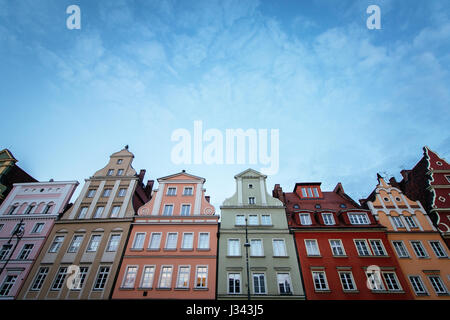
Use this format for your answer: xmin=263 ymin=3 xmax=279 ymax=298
xmin=0 ymin=146 xmax=449 ymax=300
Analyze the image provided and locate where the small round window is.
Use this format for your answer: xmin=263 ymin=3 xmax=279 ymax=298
xmin=293 ymin=204 xmax=300 ymax=209
xmin=315 ymin=204 xmax=321 ymax=209
xmin=438 ymin=196 xmax=446 ymax=202
xmin=436 ymin=161 xmax=443 ymax=166
xmin=384 ymin=197 xmax=390 ymax=202
xmin=395 ymin=197 xmax=401 ymax=202
xmin=340 ymin=204 xmax=346 ymax=208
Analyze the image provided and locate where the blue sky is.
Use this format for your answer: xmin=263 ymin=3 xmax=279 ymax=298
xmin=1 ymin=0 xmax=449 ymax=213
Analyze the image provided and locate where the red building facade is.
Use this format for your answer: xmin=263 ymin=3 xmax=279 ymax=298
xmin=273 ymin=182 xmax=413 ymax=300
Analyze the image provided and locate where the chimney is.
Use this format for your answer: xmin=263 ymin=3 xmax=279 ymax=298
xmin=145 ymin=180 xmax=154 ymax=198
xmin=138 ymin=169 xmax=146 ymax=182
xmin=272 ymin=184 xmax=284 ymax=202
xmin=205 ymin=196 xmax=210 ymax=203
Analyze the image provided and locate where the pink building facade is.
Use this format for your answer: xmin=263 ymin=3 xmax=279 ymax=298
xmin=0 ymin=181 xmax=78 ymax=299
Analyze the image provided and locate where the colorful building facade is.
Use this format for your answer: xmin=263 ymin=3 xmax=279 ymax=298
xmin=0 ymin=180 xmax=79 ymax=299
xmin=112 ymin=170 xmax=218 ymax=300
xmin=18 ymin=146 xmax=152 ymax=300
xmin=273 ymin=182 xmax=413 ymax=300
xmin=390 ymin=147 xmax=450 ymax=248
xmin=361 ymin=175 xmax=450 ymax=299
xmin=217 ymin=169 xmax=305 ymax=300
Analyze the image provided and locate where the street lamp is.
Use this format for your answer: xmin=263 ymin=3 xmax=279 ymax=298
xmin=244 ymin=217 xmax=251 ymax=300
xmin=0 ymin=219 xmax=25 ymax=276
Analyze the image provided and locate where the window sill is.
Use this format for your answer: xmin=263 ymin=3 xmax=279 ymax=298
xmin=137 ymin=287 xmax=153 ymax=290
xmin=119 ymin=287 xmax=135 ymax=290
xmin=436 ymin=293 xmax=450 ymax=296
xmin=180 ymin=248 xmax=194 ymax=252
xmin=315 ymin=289 xmax=331 ymax=293
xmin=273 ymin=255 xmax=289 ymax=258
xmin=227 ymin=255 xmax=242 ymax=258
xmin=332 ymin=255 xmax=348 ymax=258
xmin=193 ymin=287 xmax=208 ymax=291
xmin=343 ymin=290 xmax=359 ymax=294
xmin=130 ymin=248 xmax=144 ymax=252
xmin=197 ymin=248 xmax=211 ymax=251
xmin=156 ymin=287 xmax=171 ymax=290
xmin=307 ymin=255 xmax=322 ymax=258
xmin=174 ymin=287 xmax=189 ymax=291
xmin=250 ymin=255 xmax=265 ymax=258
xmin=147 ymin=248 xmax=161 ymax=252
xmin=163 ymin=248 xmax=177 ymax=251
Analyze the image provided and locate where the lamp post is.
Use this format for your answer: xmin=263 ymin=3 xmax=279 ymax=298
xmin=244 ymin=217 xmax=251 ymax=300
xmin=0 ymin=219 xmax=25 ymax=277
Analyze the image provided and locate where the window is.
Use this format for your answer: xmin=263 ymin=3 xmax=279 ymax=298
xmin=322 ymin=213 xmax=335 ymax=225
xmin=122 ymin=266 xmax=138 ymax=288
xmin=102 ymin=189 xmax=112 ymax=197
xmin=31 ymin=267 xmax=49 ymax=291
xmin=106 ymin=234 xmax=121 ymax=252
xmin=383 ymin=272 xmax=402 ymax=291
xmin=369 ymin=240 xmax=386 ymax=256
xmin=176 ymin=266 xmax=190 ymax=288
xmin=195 ymin=266 xmax=208 ymax=288
xmin=315 ymin=204 xmax=321 ymax=209
xmin=248 ymin=197 xmax=255 ymax=205
xmin=348 ymin=213 xmax=370 ymax=224
xmin=248 ymin=184 xmax=253 ymax=189
xmin=68 ymin=235 xmax=83 ymax=253
xmin=228 ymin=273 xmax=241 ymax=294
xmin=117 ymin=159 xmax=123 ymax=164
xmin=180 ymin=204 xmax=191 ymax=216
xmin=52 ymin=267 xmax=68 ymax=290
xmin=366 ymin=270 xmax=384 ymax=291
xmin=110 ymin=206 xmax=121 ymax=218
xmin=409 ymin=276 xmax=427 ymax=295
xmin=118 ymin=188 xmax=127 ymax=197
xmin=42 ymin=204 xmax=52 ymax=214
xmin=0 ymin=224 xmax=3 ymax=232
xmin=132 ymin=233 xmax=146 ymax=249
xmin=293 ymin=204 xmax=300 ymax=209
xmin=355 ymin=240 xmax=371 ymax=256
xmin=273 ymin=239 xmax=287 ymax=256
xmin=70 ymin=267 xmax=89 ymax=290
xmin=300 ymin=213 xmax=312 ymax=225
xmin=159 ymin=266 xmax=173 ymax=288
xmin=305 ymin=240 xmax=320 ymax=256
xmin=93 ymin=206 xmax=104 ymax=219
xmin=228 ymin=239 xmax=240 ymax=256
xmin=107 ymin=169 xmax=114 ymax=176
xmin=253 ymin=273 xmax=266 ymax=294
xmin=7 ymin=205 xmax=18 ymax=215
xmin=250 ymin=239 xmax=263 ymax=256
xmin=78 ymin=207 xmax=88 ymax=219
xmin=411 ymin=241 xmax=428 ymax=258
xmin=404 ymin=216 xmax=417 ymax=228
xmin=167 ymin=187 xmax=177 ymax=196
xmin=11 ymin=222 xmax=24 ymax=235
xmin=235 ymin=215 xmax=245 ymax=225
xmin=445 ymin=175 xmax=450 ymax=183
xmin=32 ymin=223 xmax=45 ymax=234
xmin=141 ymin=266 xmax=155 ymax=288
xmin=24 ymin=204 xmax=35 ymax=214
xmin=277 ymin=273 xmax=292 ymax=294
xmin=429 ymin=241 xmax=447 ymax=258
xmin=0 ymin=275 xmax=17 ymax=296
xmin=428 ymin=275 xmax=448 ymax=294
xmin=165 ymin=233 xmax=178 ymax=250
xmin=18 ymin=244 xmax=34 ymax=260
xmin=198 ymin=233 xmax=210 ymax=249
xmin=0 ymin=244 xmax=12 ymax=260
xmin=181 ymin=233 xmax=194 ymax=249
xmin=93 ymin=266 xmax=110 ymax=290
xmin=313 ymin=188 xmax=319 ymax=197
xmin=117 ymin=169 xmax=124 ymax=176
xmin=248 ymin=215 xmax=258 ymax=225
xmin=330 ymin=240 xmax=346 ymax=256
xmin=149 ymin=233 xmax=162 ymax=250
xmin=301 ymin=188 xmax=307 ymax=197
xmin=312 ymin=271 xmax=329 ymax=291
xmin=340 ymin=203 xmax=347 ymax=208
xmin=183 ymin=187 xmax=193 ymax=196
xmin=339 ymin=272 xmax=356 ymax=291
xmin=392 ymin=241 xmax=409 ymax=258
xmin=87 ymin=189 xmax=96 ymax=198
xmin=48 ymin=236 xmax=64 ymax=253
xmin=87 ymin=235 xmax=102 ymax=252
xmin=261 ymin=215 xmax=272 ymax=225
xmin=392 ymin=216 xmax=404 ymax=228
xmin=163 ymin=205 xmax=173 ymax=216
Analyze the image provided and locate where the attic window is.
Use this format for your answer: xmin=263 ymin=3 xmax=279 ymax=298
xmin=315 ymin=204 xmax=321 ymax=209
xmin=301 ymin=187 xmax=320 ymax=198
xmin=117 ymin=159 xmax=123 ymax=164
xmin=293 ymin=205 xmax=300 ymax=209
xmin=340 ymin=204 xmax=346 ymax=208
xmin=384 ymin=197 xmax=390 ymax=202
xmin=436 ymin=161 xmax=443 ymax=166
xmin=248 ymin=184 xmax=253 ymax=189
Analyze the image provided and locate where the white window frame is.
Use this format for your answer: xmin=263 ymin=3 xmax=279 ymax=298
xmin=382 ymin=271 xmax=403 ymax=291
xmin=404 ymin=216 xmax=418 ymax=228
xmin=86 ymin=234 xmax=102 ymax=252
xmin=118 ymin=188 xmax=127 ymax=197
xmin=78 ymin=206 xmax=88 ymax=219
xmin=67 ymin=234 xmax=84 ymax=253
xmin=122 ymin=265 xmax=138 ymax=289
xmin=369 ymin=239 xmax=387 ymax=256
xmin=183 ymin=187 xmax=193 ymax=196
xmin=132 ymin=232 xmax=146 ymax=250
xmin=166 ymin=187 xmax=177 ymax=196
xmin=428 ymin=275 xmax=448 ymax=295
xmin=248 ymin=214 xmax=259 ymax=225
xmin=392 ymin=240 xmax=410 ymax=258
xmin=106 ymin=234 xmax=121 ymax=252
xmin=252 ymin=272 xmax=267 ymax=295
xmin=248 ymin=197 xmax=255 ymax=205
xmin=110 ymin=205 xmax=121 ymax=218
xmin=322 ymin=213 xmax=335 ymax=225
xmin=272 ymin=239 xmax=287 ymax=257
xmin=261 ymin=214 xmax=272 ymax=225
xmin=392 ymin=216 xmax=404 ymax=228
xmin=18 ymin=244 xmax=34 ymax=260
xmin=348 ymin=212 xmax=370 ymax=225
xmin=366 ymin=270 xmax=385 ymax=291
xmin=329 ymin=239 xmax=346 ymax=256
xmin=140 ymin=265 xmax=156 ymax=289
xmin=198 ymin=232 xmax=210 ymax=250
xmin=162 ymin=204 xmax=174 ymax=216
xmin=148 ymin=232 xmax=162 ymax=250
xmin=304 ymin=239 xmax=320 ymax=256
xmin=93 ymin=265 xmax=110 ymax=291
xmin=428 ymin=240 xmax=448 ymax=258
xmin=165 ymin=232 xmax=178 ymax=250
xmin=0 ymin=275 xmax=17 ymax=296
xmin=410 ymin=240 xmax=428 ymax=258
xmin=300 ymin=213 xmax=312 ymax=225
xmin=250 ymin=238 xmax=264 ymax=257
xmin=181 ymin=232 xmax=194 ymax=250
xmin=312 ymin=270 xmax=329 ymax=291
xmin=86 ymin=189 xmax=96 ymax=198
xmin=228 ymin=272 xmax=241 ymax=294
xmin=176 ymin=265 xmax=191 ymax=289
xmin=338 ymin=271 xmax=357 ymax=291
xmin=48 ymin=235 xmax=65 ymax=253
xmin=51 ymin=267 xmax=68 ymax=291
xmin=180 ymin=204 xmax=191 ymax=216
xmin=195 ymin=265 xmax=208 ymax=288
xmin=235 ymin=215 xmax=245 ymax=226
xmin=277 ymin=272 xmax=293 ymax=295
xmin=31 ymin=222 xmax=45 ymax=234
xmin=102 ymin=188 xmax=112 ymax=197
xmin=354 ymin=239 xmax=372 ymax=256
xmin=227 ymin=239 xmax=241 ymax=256
xmin=30 ymin=266 xmax=49 ymax=291
xmin=93 ymin=206 xmax=105 ymax=219
xmin=116 ymin=169 xmax=124 ymax=176
xmin=158 ymin=265 xmax=173 ymax=289
xmin=408 ymin=275 xmax=428 ymax=296
xmin=106 ymin=169 xmax=114 ymax=176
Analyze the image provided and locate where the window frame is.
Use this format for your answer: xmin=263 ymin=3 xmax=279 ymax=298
xmin=272 ymin=239 xmax=287 ymax=257
xmin=329 ymin=239 xmax=346 ymax=256
xmin=304 ymin=239 xmax=320 ymax=257
xmin=227 ymin=238 xmax=241 ymax=256
xmin=175 ymin=265 xmax=191 ymax=289
xmin=312 ymin=270 xmax=329 ymax=291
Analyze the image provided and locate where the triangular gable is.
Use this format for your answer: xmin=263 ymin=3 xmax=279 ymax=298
xmin=234 ymin=168 xmax=266 ymax=179
xmin=158 ymin=171 xmax=205 ymax=182
xmin=424 ymin=146 xmax=450 ymax=171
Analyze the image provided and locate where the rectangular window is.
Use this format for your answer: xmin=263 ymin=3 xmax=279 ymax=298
xmin=78 ymin=207 xmax=88 ymax=219
xmin=198 ymin=233 xmax=209 ymax=249
xmin=250 ymin=239 xmax=263 ymax=256
xmin=176 ymin=266 xmax=190 ymax=288
xmin=31 ymin=267 xmax=49 ymax=291
xmin=18 ymin=244 xmax=34 ymax=260
xmin=165 ymin=233 xmax=178 ymax=249
xmin=87 ymin=235 xmax=102 ymax=252
xmin=180 ymin=204 xmax=191 ymax=216
xmin=149 ymin=233 xmax=162 ymax=250
xmin=392 ymin=241 xmax=409 ymax=258
xmin=248 ymin=197 xmax=255 ymax=205
xmin=167 ymin=187 xmax=177 ymax=196
xmin=106 ymin=234 xmax=121 ymax=252
xmin=122 ymin=266 xmax=138 ymax=288
xmin=0 ymin=275 xmax=17 ymax=296
xmin=348 ymin=213 xmax=370 ymax=224
xmin=73 ymin=267 xmax=89 ymax=290
xmin=253 ymin=273 xmax=266 ymax=294
xmin=300 ymin=213 xmax=312 ymax=225
xmin=159 ymin=266 xmax=173 ymax=288
xmin=307 ymin=188 xmax=313 ymax=197
xmin=24 ymin=205 xmax=34 ymax=214
xmin=322 ymin=213 xmax=335 ymax=225
xmin=235 ymin=215 xmax=245 ymax=225
xmin=248 ymin=215 xmax=258 ymax=225
xmin=87 ymin=189 xmax=96 ymax=198
xmin=32 ymin=223 xmax=45 ymax=234
xmin=261 ymin=215 xmax=272 ymax=225
xmin=369 ymin=240 xmax=386 ymax=256
xmin=132 ymin=233 xmax=146 ymax=249
xmin=228 ymin=239 xmax=240 ymax=256
xmin=163 ymin=205 xmax=174 ymax=216
xmin=330 ymin=240 xmax=345 ymax=256
xmin=118 ymin=188 xmax=127 ymax=197
xmin=67 ymin=235 xmax=83 ymax=253
xmin=404 ymin=216 xmax=417 ymax=228
xmin=195 ymin=266 xmax=208 ymax=288
xmin=411 ymin=241 xmax=428 ymax=258
xmin=273 ymin=239 xmax=287 ymax=256
xmin=409 ymin=276 xmax=427 ymax=295
xmin=117 ymin=159 xmax=123 ymax=164
xmin=305 ymin=240 xmax=320 ymax=256
xmin=383 ymin=272 xmax=402 ymax=291
xmin=228 ymin=273 xmax=241 ymax=294
xmin=0 ymin=244 xmax=12 ymax=260
xmin=392 ymin=216 xmax=404 ymax=228
xmin=0 ymin=224 xmax=3 ymax=232
xmin=183 ymin=187 xmax=193 ymax=195
xmin=48 ymin=236 xmax=64 ymax=253
xmin=313 ymin=188 xmax=319 ymax=198
xmin=429 ymin=241 xmax=447 ymax=258
xmin=107 ymin=169 xmax=114 ymax=176
xmin=102 ymin=188 xmax=112 ymax=197
xmin=52 ymin=267 xmax=68 ymax=291
xmin=355 ymin=240 xmax=371 ymax=256
xmin=428 ymin=276 xmax=448 ymax=294
xmin=141 ymin=266 xmax=155 ymax=288
xmin=301 ymin=188 xmax=307 ymax=197
xmin=93 ymin=266 xmax=110 ymax=291
xmin=181 ymin=233 xmax=194 ymax=249
xmin=117 ymin=169 xmax=124 ymax=176
xmin=93 ymin=206 xmax=104 ymax=219
xmin=339 ymin=272 xmax=356 ymax=291
xmin=277 ymin=273 xmax=292 ymax=294
xmin=110 ymin=205 xmax=121 ymax=218
xmin=312 ymin=271 xmax=328 ymax=291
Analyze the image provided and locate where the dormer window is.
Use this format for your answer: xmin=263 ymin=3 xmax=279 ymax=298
xmin=117 ymin=169 xmax=124 ymax=176
xmin=107 ymin=169 xmax=114 ymax=176
xmin=299 ymin=213 xmax=312 ymax=225
xmin=322 ymin=213 xmax=335 ymax=225
xmin=117 ymin=159 xmax=123 ymax=164
xmin=348 ymin=213 xmax=370 ymax=225
xmin=300 ymin=187 xmax=320 ymax=198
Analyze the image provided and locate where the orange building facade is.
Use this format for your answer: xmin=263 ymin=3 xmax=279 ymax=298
xmin=361 ymin=175 xmax=450 ymax=299
xmin=111 ymin=171 xmax=218 ymax=299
